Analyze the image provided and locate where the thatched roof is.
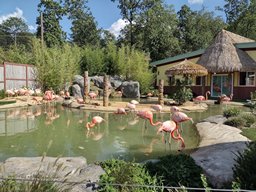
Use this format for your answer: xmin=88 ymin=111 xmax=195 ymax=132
xmin=165 ymin=59 xmax=208 ymax=76
xmin=197 ymin=29 xmax=256 ymax=72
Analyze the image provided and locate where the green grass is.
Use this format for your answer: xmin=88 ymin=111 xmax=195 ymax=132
xmin=0 ymin=100 xmax=16 ymax=105
xmin=241 ymin=128 xmax=256 ymax=141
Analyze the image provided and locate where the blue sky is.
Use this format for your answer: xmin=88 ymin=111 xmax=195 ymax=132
xmin=0 ymin=0 xmax=225 ymax=37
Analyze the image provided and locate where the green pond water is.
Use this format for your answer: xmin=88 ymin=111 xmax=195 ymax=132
xmin=0 ymin=103 xmax=240 ymax=163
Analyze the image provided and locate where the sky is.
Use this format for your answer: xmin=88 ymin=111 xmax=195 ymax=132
xmin=0 ymin=0 xmax=226 ymax=37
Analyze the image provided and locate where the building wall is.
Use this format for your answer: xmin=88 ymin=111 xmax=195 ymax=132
xmin=156 ymin=57 xmax=200 ymax=86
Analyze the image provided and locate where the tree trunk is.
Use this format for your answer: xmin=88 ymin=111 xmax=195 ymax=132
xmin=158 ymin=79 xmax=164 ymax=106
xmin=84 ymin=71 xmax=89 ymax=103
xmin=103 ymin=74 xmax=109 ymax=107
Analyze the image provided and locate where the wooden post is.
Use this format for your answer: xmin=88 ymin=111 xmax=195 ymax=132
xmin=103 ymin=74 xmax=109 ymax=107
xmin=84 ymin=71 xmax=89 ymax=103
xmin=158 ymin=79 xmax=164 ymax=106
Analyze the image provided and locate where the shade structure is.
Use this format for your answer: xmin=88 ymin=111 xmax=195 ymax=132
xmin=165 ymin=59 xmax=208 ymax=76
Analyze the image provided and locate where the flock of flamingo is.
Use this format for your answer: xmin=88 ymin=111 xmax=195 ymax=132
xmin=86 ymin=100 xmax=194 ymax=150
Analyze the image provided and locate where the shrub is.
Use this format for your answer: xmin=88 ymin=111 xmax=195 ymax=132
xmin=239 ymin=113 xmax=256 ymax=127
xmin=99 ymin=159 xmax=162 ymax=192
xmin=233 ymin=142 xmax=256 ymax=189
xmin=0 ymin=89 xmax=5 ymax=99
xmin=173 ymin=87 xmax=193 ymax=105
xmin=145 ymin=154 xmax=204 ymax=188
xmin=224 ymin=117 xmax=245 ymax=128
xmin=223 ymin=107 xmax=241 ymax=118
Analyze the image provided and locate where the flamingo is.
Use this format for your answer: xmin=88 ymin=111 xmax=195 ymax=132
xmin=126 ymin=103 xmax=136 ymax=112
xmin=130 ymin=100 xmax=139 ymax=105
xmin=221 ymin=94 xmax=233 ymax=102
xmin=170 ymin=106 xmax=194 ymax=124
xmin=43 ymin=89 xmax=54 ymax=101
xmin=193 ymin=91 xmax=211 ymax=102
xmin=88 ymin=91 xmax=98 ymax=99
xmin=157 ymin=120 xmax=185 ymax=149
xmin=150 ymin=104 xmax=163 ymax=112
xmin=136 ymin=110 xmax=162 ymax=126
xmin=114 ymin=107 xmax=127 ymax=115
xmin=86 ymin=116 xmax=105 ymax=130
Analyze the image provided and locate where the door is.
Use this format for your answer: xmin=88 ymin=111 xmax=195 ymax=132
xmin=211 ymin=74 xmax=233 ymax=97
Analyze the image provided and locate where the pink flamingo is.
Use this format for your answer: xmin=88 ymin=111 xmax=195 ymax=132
xmin=43 ymin=90 xmax=54 ymax=101
xmin=126 ymin=103 xmax=136 ymax=111
xmin=136 ymin=110 xmax=162 ymax=126
xmin=86 ymin=116 xmax=105 ymax=130
xmin=157 ymin=120 xmax=185 ymax=149
xmin=114 ymin=107 xmax=127 ymax=115
xmin=150 ymin=104 xmax=163 ymax=112
xmin=88 ymin=91 xmax=98 ymax=99
xmin=130 ymin=100 xmax=139 ymax=105
xmin=170 ymin=106 xmax=194 ymax=124
xmin=193 ymin=91 xmax=211 ymax=101
xmin=221 ymin=94 xmax=233 ymax=102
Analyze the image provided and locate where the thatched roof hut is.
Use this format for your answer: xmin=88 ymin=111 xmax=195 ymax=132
xmin=197 ymin=29 xmax=256 ymax=73
xmin=165 ymin=59 xmax=208 ymax=76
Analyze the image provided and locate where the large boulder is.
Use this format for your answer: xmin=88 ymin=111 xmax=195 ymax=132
xmin=0 ymin=156 xmax=105 ymax=192
xmin=109 ymin=76 xmax=122 ymax=89
xmin=73 ymin=75 xmax=84 ymax=88
xmin=72 ymin=84 xmax=83 ymax=98
xmin=90 ymin=76 xmax=112 ymax=89
xmin=120 ymin=81 xmax=140 ymax=98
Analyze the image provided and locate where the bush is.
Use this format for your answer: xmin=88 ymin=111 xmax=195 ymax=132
xmin=99 ymin=159 xmax=162 ymax=192
xmin=224 ymin=117 xmax=245 ymax=128
xmin=239 ymin=113 xmax=256 ymax=127
xmin=173 ymin=87 xmax=193 ymax=105
xmin=145 ymin=154 xmax=204 ymax=188
xmin=0 ymin=89 xmax=5 ymax=99
xmin=233 ymin=142 xmax=256 ymax=189
xmin=223 ymin=107 xmax=241 ymax=118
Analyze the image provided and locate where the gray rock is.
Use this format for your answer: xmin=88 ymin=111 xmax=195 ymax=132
xmin=120 ymin=81 xmax=140 ymax=98
xmin=91 ymin=76 xmax=112 ymax=89
xmin=0 ymin=156 xmax=105 ymax=192
xmin=110 ymin=76 xmax=122 ymax=89
xmin=191 ymin=120 xmax=250 ymax=188
xmin=73 ymin=75 xmax=84 ymax=88
xmin=72 ymin=84 xmax=83 ymax=98
xmin=201 ymin=115 xmax=227 ymax=124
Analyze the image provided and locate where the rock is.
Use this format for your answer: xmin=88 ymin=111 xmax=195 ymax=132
xmin=72 ymin=84 xmax=83 ymax=98
xmin=191 ymin=120 xmax=250 ymax=188
xmin=201 ymin=115 xmax=227 ymax=124
xmin=73 ymin=75 xmax=84 ymax=88
xmin=109 ymin=76 xmax=122 ymax=89
xmin=120 ymin=81 xmax=140 ymax=98
xmin=0 ymin=156 xmax=105 ymax=192
xmin=91 ymin=76 xmax=112 ymax=89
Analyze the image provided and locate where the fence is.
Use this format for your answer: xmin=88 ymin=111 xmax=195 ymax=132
xmin=0 ymin=62 xmax=37 ymax=91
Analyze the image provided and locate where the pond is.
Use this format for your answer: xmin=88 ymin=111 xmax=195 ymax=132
xmin=0 ymin=103 xmax=230 ymax=163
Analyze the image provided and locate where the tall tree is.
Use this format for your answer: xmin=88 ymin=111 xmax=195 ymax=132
xmin=36 ymin=0 xmax=66 ymax=47
xmin=111 ymin=0 xmax=148 ymax=47
xmin=0 ymin=17 xmax=31 ymax=48
xmin=65 ymin=0 xmax=100 ymax=46
xmin=176 ymin=5 xmax=225 ymax=53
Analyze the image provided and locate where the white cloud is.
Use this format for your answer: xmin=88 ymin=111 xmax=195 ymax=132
xmin=28 ymin=25 xmax=36 ymax=32
xmin=0 ymin=8 xmax=24 ymax=24
xmin=188 ymin=0 xmax=204 ymax=5
xmin=108 ymin=18 xmax=128 ymax=37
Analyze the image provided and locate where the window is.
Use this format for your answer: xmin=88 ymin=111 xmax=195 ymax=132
xmin=195 ymin=76 xmax=202 ymax=86
xmin=239 ymin=72 xmax=255 ymax=86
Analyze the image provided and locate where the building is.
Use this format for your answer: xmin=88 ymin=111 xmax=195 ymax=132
xmin=151 ymin=29 xmax=256 ymax=100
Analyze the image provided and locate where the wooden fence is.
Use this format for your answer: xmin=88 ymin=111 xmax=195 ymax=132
xmin=0 ymin=62 xmax=37 ymax=91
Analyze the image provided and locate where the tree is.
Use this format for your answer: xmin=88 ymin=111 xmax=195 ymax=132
xmin=0 ymin=17 xmax=31 ymax=48
xmin=100 ymin=30 xmax=116 ymax=48
xmin=64 ymin=0 xmax=100 ymax=46
xmin=176 ymin=5 xmax=225 ymax=53
xmin=135 ymin=2 xmax=180 ymax=61
xmin=36 ymin=0 xmax=66 ymax=47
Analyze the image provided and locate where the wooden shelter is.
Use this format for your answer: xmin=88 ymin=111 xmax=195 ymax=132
xmin=151 ymin=30 xmax=256 ymax=100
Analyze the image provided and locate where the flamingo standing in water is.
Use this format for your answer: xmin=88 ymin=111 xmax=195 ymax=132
xmin=86 ymin=116 xmax=105 ymax=130
xmin=193 ymin=91 xmax=211 ymax=102
xmin=136 ymin=110 xmax=162 ymax=127
xmin=157 ymin=120 xmax=185 ymax=149
xmin=170 ymin=106 xmax=193 ymax=124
